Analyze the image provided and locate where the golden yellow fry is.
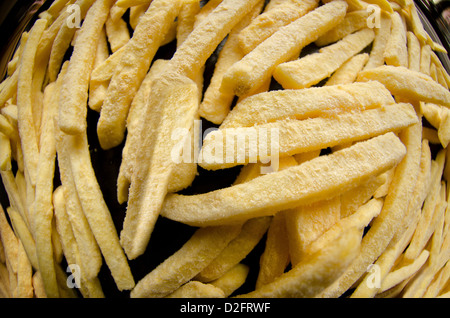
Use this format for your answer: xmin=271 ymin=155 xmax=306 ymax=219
xmin=220 ymin=0 xmax=348 ymax=97
xmin=0 ymin=205 xmax=18 ymax=274
xmin=193 ymin=0 xmax=222 ymax=28
xmin=14 ymin=240 xmax=33 ymax=298
xmin=255 ymin=212 xmax=290 ymax=289
xmin=130 ymin=225 xmax=242 ymax=298
xmin=384 ymin=12 xmax=408 ymax=67
xmin=166 ymin=281 xmax=225 ymax=298
xmin=438 ymin=110 xmax=450 ymax=148
xmin=420 ymin=44 xmax=432 ymax=76
xmin=90 ymin=44 xmax=126 ymax=83
xmin=198 ymin=0 xmax=265 ymax=124
xmin=221 ymin=81 xmax=394 ymax=129
xmin=16 ymin=19 xmax=47 ymax=187
xmin=200 ymin=103 xmax=418 ymax=170
xmin=0 ymin=134 xmax=11 ymax=171
xmin=162 ymin=133 xmax=406 ymax=227
xmin=286 ymin=196 xmax=340 ymax=267
xmin=435 ymin=65 xmax=449 ymax=89
xmin=364 ymin=11 xmax=392 ymax=70
xmin=363 ymin=0 xmax=393 ymax=13
xmin=210 ymin=263 xmax=249 ymax=297
xmin=237 ymin=227 xmax=361 ymax=298
xmin=47 ymin=0 xmax=96 ymax=82
xmin=318 ymin=122 xmax=422 ymax=298
xmin=105 ymin=15 xmax=130 ymax=53
xmin=58 ymin=0 xmax=115 ymax=135
xmin=274 ymin=28 xmax=375 ymax=89
xmin=195 ymin=216 xmax=272 ymax=283
xmin=97 ymin=0 xmax=182 ymax=150
xmin=32 ymin=271 xmax=46 ymax=298
xmin=120 ymin=73 xmax=198 ymax=260
xmin=0 ymin=70 xmax=18 ymax=109
xmin=406 ymin=31 xmax=421 ymax=72
xmin=88 ymin=27 xmax=109 ymax=112
xmin=325 ymin=53 xmax=369 ymax=86
xmin=357 ymin=65 xmax=450 ymax=107
xmin=315 ymin=10 xmax=370 ymax=47
xmin=65 ymin=130 xmax=135 ymax=291
xmin=116 ymin=0 xmax=152 ymax=7
xmin=176 ymin=0 xmax=201 ymax=47
xmin=423 ymin=126 xmax=440 ymax=145
xmin=238 ymin=0 xmax=319 ymax=55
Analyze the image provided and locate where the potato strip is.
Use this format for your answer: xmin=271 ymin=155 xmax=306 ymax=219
xmin=161 ymin=132 xmax=406 ymax=226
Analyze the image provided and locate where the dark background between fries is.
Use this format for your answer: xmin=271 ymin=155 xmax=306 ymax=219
xmin=0 ymin=0 xmax=449 ymax=299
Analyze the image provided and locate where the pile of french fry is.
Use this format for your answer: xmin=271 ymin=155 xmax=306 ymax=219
xmin=0 ymin=0 xmax=450 ymax=298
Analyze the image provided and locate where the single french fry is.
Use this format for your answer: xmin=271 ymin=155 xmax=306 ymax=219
xmin=193 ymin=0 xmax=222 ymax=28
xmin=255 ymin=212 xmax=290 ymax=289
xmin=97 ymin=0 xmax=182 ymax=150
xmin=0 ymin=69 xmax=19 ymax=109
xmin=32 ymin=271 xmax=46 ymax=298
xmin=237 ymin=227 xmax=361 ymax=298
xmin=0 ymin=134 xmax=11 ymax=171
xmin=198 ymin=0 xmax=265 ymax=124
xmin=195 ymin=216 xmax=272 ymax=282
xmin=325 ymin=53 xmax=369 ymax=86
xmin=274 ymin=28 xmax=375 ymax=89
xmin=14 ymin=240 xmax=33 ymax=298
xmin=129 ymin=3 xmax=149 ymax=29
xmin=420 ymin=44 xmax=432 ymax=76
xmin=318 ymin=122 xmax=422 ymax=298
xmin=166 ymin=281 xmax=225 ymax=298
xmin=238 ymin=0 xmax=319 ymax=55
xmin=357 ymin=65 xmax=450 ymax=107
xmin=120 ymin=73 xmax=199 ymax=260
xmin=438 ymin=110 xmax=450 ymax=148
xmin=423 ymin=126 xmax=440 ymax=145
xmin=116 ymin=0 xmax=152 ymax=8
xmin=285 ymin=196 xmax=341 ymax=267
xmin=315 ymin=10 xmax=371 ymax=47
xmin=105 ymin=15 xmax=130 ymax=53
xmin=161 ymin=132 xmax=406 ymax=227
xmin=130 ymin=225 xmax=242 ymax=298
xmin=90 ymin=44 xmax=126 ymax=83
xmin=384 ymin=12 xmax=408 ymax=67
xmin=210 ymin=263 xmax=249 ymax=297
xmin=406 ymin=31 xmax=421 ymax=72
xmin=364 ymin=11 xmax=392 ymax=70
xmin=16 ymin=19 xmax=47 ymax=187
xmin=199 ymin=103 xmax=417 ymax=170
xmin=220 ymin=0 xmax=348 ymax=96
xmin=0 ymin=205 xmax=19 ymax=276
xmin=176 ymin=0 xmax=201 ymax=47
xmin=88 ymin=27 xmax=109 ymax=112
xmin=58 ymin=0 xmax=115 ymax=135
xmin=435 ymin=66 xmax=449 ymax=90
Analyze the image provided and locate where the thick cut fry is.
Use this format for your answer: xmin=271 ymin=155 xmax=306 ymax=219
xmin=166 ymin=281 xmax=225 ymax=298
xmin=120 ymin=73 xmax=199 ymax=260
xmin=0 ymin=205 xmax=19 ymax=274
xmin=195 ymin=216 xmax=272 ymax=282
xmin=17 ymin=19 xmax=47 ymax=187
xmin=384 ymin=12 xmax=408 ymax=67
xmin=58 ymin=0 xmax=115 ymax=135
xmin=256 ymin=212 xmax=290 ymax=289
xmin=161 ymin=132 xmax=406 ymax=226
xmin=318 ymin=122 xmax=422 ymax=298
xmin=176 ymin=0 xmax=201 ymax=47
xmin=221 ymin=81 xmax=394 ymax=129
xmin=210 ymin=263 xmax=249 ymax=297
xmin=15 ymin=240 xmax=33 ymax=298
xmin=274 ymin=28 xmax=375 ymax=89
xmin=357 ymin=65 xmax=450 ymax=107
xmin=90 ymin=44 xmax=126 ymax=83
xmin=364 ymin=11 xmax=392 ymax=70
xmin=285 ymin=196 xmax=340 ymax=266
xmin=32 ymin=82 xmax=60 ymax=298
xmin=200 ymin=103 xmax=417 ymax=170
xmin=130 ymin=225 xmax=242 ymax=298
xmin=65 ymin=130 xmax=135 ymax=291
xmin=105 ymin=15 xmax=130 ymax=53
xmin=237 ymin=227 xmax=361 ymax=298
xmin=97 ymin=0 xmax=182 ymax=150
xmin=198 ymin=0 xmax=265 ymax=124
xmin=170 ymin=0 xmax=264 ymax=80
xmin=407 ymin=31 xmax=421 ymax=72
xmin=315 ymin=10 xmax=370 ymax=47
xmin=220 ymin=0 xmax=348 ymax=96
xmin=325 ymin=53 xmax=369 ymax=86
xmin=238 ymin=0 xmax=319 ymax=55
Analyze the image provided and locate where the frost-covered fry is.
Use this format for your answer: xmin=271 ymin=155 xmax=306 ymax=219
xmin=193 ymin=0 xmax=222 ymax=28
xmin=58 ymin=0 xmax=115 ymax=135
xmin=88 ymin=27 xmax=109 ymax=112
xmin=0 ymin=205 xmax=19 ymax=275
xmin=105 ymin=15 xmax=130 ymax=53
xmin=97 ymin=0 xmax=182 ymax=150
xmin=176 ymin=0 xmax=201 ymax=47
xmin=274 ymin=28 xmax=375 ymax=89
xmin=237 ymin=227 xmax=361 ymax=298
xmin=161 ymin=133 xmax=406 ymax=226
xmin=318 ymin=122 xmax=422 ymax=298
xmin=315 ymin=10 xmax=370 ymax=47
xmin=15 ymin=240 xmax=33 ymax=298
xmin=364 ymin=11 xmax=392 ymax=70
xmin=384 ymin=12 xmax=408 ymax=67
xmin=221 ymin=81 xmax=394 ymax=129
xmin=357 ymin=65 xmax=450 ymax=107
xmin=407 ymin=31 xmax=421 ymax=72
xmin=220 ymin=0 xmax=348 ymax=96
xmin=130 ymin=225 xmax=242 ymax=298
xmin=325 ymin=53 xmax=368 ymax=86
xmin=238 ymin=0 xmax=319 ymax=55
xmin=198 ymin=0 xmax=265 ymax=125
